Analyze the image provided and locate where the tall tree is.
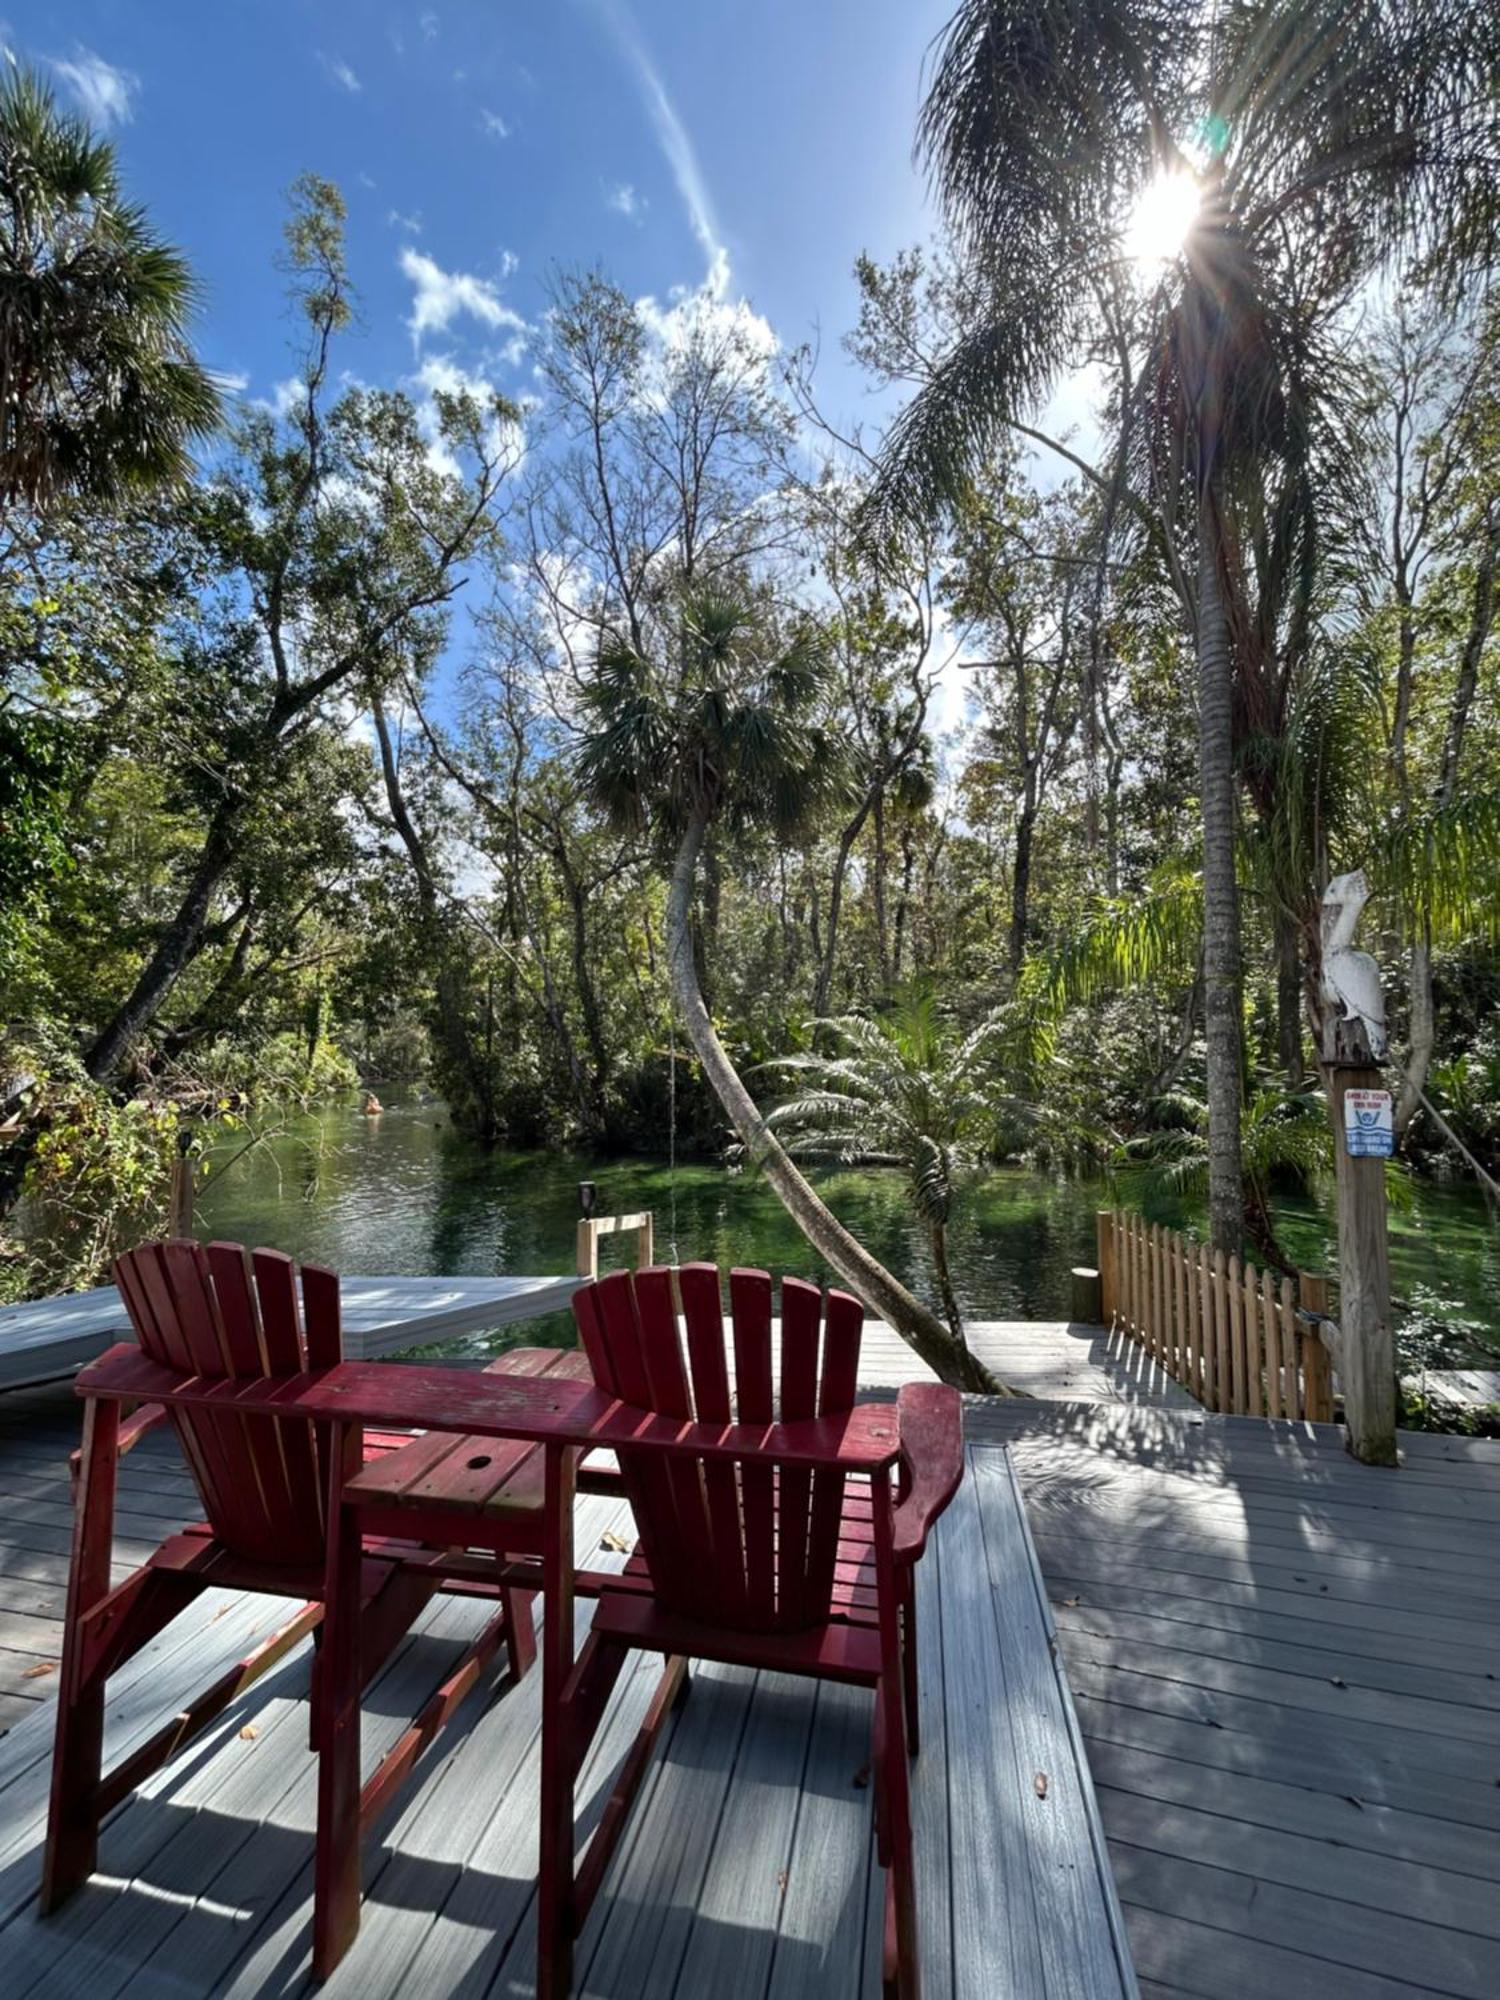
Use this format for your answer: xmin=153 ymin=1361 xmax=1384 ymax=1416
xmin=576 ymin=589 xmax=1005 ymax=1393
xmin=0 ymin=67 xmax=219 ymax=517
xmin=868 ymin=0 xmax=1500 ymax=1255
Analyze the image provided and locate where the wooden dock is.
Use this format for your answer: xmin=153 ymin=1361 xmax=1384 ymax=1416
xmin=0 ymin=1436 xmax=1132 ymax=1999
xmin=1 ymin=1314 xmax=1497 ymax=1996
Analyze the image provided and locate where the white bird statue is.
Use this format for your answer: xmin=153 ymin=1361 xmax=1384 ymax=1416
xmin=1320 ymin=869 xmax=1388 ymax=1059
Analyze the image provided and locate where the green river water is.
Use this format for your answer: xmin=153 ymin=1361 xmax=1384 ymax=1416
xmin=195 ymin=1091 xmax=1500 ymax=1361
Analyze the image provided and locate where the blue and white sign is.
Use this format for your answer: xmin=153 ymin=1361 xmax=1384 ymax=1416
xmin=1343 ymin=1087 xmax=1394 ymax=1159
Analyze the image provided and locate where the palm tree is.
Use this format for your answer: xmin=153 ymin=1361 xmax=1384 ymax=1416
xmin=869 ymin=0 xmax=1500 ymax=1256
xmin=762 ymin=988 xmax=1010 ymax=1356
xmin=575 ymin=590 xmax=1005 ymax=1392
xmin=0 ymin=67 xmax=219 ymax=515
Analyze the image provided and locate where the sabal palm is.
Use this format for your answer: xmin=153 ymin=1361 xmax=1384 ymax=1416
xmin=873 ymin=0 xmax=1500 ymax=1254
xmin=764 ymin=990 xmax=1005 ymax=1349
xmin=575 ymin=592 xmax=1005 ymax=1392
xmin=0 ymin=68 xmax=219 ymax=515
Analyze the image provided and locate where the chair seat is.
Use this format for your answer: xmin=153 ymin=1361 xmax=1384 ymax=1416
xmin=345 ymin=1349 xmax=593 ymax=1520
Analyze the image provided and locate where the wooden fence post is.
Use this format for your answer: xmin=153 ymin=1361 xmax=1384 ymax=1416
xmin=1096 ymin=1212 xmax=1116 ymax=1326
xmin=1299 ymin=1272 xmax=1336 ymax=1425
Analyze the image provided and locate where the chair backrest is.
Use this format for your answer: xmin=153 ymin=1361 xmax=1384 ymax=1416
xmin=112 ymin=1239 xmax=342 ymax=1568
xmin=572 ymin=1262 xmax=864 ymax=1634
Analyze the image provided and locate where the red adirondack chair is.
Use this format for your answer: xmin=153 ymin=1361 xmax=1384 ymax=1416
xmin=41 ymin=1239 xmax=540 ymax=1951
xmin=542 ymin=1264 xmax=964 ymax=2000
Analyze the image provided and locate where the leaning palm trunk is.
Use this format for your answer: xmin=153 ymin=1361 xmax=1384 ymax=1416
xmin=667 ymin=805 xmax=1008 ymax=1396
xmin=1196 ymin=482 xmax=1246 ymax=1257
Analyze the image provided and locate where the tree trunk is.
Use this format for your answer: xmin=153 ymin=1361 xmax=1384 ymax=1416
xmin=929 ymin=1220 xmax=965 ymax=1348
xmin=872 ymin=788 xmax=891 ymax=991
xmin=1196 ymin=488 xmax=1246 ymax=1257
xmin=84 ymin=801 xmax=245 ymax=1083
xmin=1394 ymin=924 xmax=1434 ymax=1137
xmin=1009 ymin=805 xmax=1036 ymax=976
xmin=667 ymin=804 xmax=1008 ymax=1395
xmin=812 ymin=797 xmax=874 ymax=1015
xmin=1274 ymin=906 xmax=1303 ymax=1083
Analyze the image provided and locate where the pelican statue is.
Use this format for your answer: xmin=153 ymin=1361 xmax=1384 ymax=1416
xmin=1320 ymin=870 xmax=1387 ymax=1059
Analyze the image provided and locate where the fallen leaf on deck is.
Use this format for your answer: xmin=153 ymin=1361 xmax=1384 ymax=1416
xmin=1059 ymin=1595 xmax=1082 ymax=1608
xmin=1033 ymin=1772 xmax=1049 ymax=1799
xmin=599 ymin=1532 xmax=631 ymax=1553
xmin=851 ymin=1763 xmax=870 ymax=1790
xmin=238 ymin=1724 xmax=258 ymax=1740
xmin=21 ymin=1661 xmax=56 ymax=1680
xmin=1329 ymin=1675 xmax=1347 ymax=1689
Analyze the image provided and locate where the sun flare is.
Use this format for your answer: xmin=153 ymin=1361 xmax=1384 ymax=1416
xmin=1124 ymin=171 xmax=1202 ymax=265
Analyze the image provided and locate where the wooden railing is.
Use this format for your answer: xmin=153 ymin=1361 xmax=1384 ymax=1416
xmin=575 ymin=1208 xmax=654 ymax=1280
xmin=1097 ymin=1210 xmax=1336 ymax=1423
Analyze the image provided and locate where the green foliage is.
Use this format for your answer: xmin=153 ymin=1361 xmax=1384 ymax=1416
xmin=0 ymin=66 xmax=220 ymax=513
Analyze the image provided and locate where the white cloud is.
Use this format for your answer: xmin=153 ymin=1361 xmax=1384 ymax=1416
xmin=408 ymin=353 xmax=524 ymax=481
xmin=212 ymin=369 xmax=250 ymax=394
xmin=49 ymin=47 xmax=137 ymax=128
xmin=420 ymin=10 xmax=440 ymax=40
xmin=399 ymin=246 xmax=527 ymax=347
xmin=479 ymin=107 xmax=510 ymax=140
xmin=498 ymin=249 xmax=520 ymax=279
xmin=593 ymin=0 xmax=728 ymax=297
xmin=319 ymin=53 xmax=361 ymax=94
xmin=605 ymin=181 xmax=644 ymax=221
xmin=387 ymin=208 xmax=424 ymax=234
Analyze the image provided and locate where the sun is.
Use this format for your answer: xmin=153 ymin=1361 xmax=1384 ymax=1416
xmin=1124 ymin=171 xmax=1202 ymax=265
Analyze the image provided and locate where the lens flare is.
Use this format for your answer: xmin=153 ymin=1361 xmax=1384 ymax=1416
xmin=1124 ymin=172 xmax=1201 ymax=265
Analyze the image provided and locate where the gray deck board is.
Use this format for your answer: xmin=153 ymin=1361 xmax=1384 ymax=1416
xmin=0 ymin=1439 xmax=1129 ymax=1999
xmin=3 ymin=1310 xmax=1498 ymax=1996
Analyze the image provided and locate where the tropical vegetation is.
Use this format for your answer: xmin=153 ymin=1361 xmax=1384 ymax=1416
xmin=2 ymin=37 xmax=1499 ymax=1395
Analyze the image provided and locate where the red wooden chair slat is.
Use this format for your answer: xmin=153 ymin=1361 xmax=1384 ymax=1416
xmin=678 ymin=1262 xmax=731 ymax=1420
xmin=807 ymin=1286 xmax=864 ymax=1615
xmin=207 ymin=1240 xmax=267 ymax=1373
xmin=676 ymin=1263 xmax=744 ymax=1621
xmin=777 ymin=1276 xmax=822 ymax=1629
xmin=729 ymin=1267 xmax=776 ymax=1625
xmin=591 ymin=1273 xmax=689 ymax=1608
xmin=300 ymin=1261 xmax=344 ymax=1373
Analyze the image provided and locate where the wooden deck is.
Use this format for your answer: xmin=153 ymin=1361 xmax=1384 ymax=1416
xmin=0 ymin=1438 xmax=1132 ymax=1999
xmin=972 ymin=1398 xmax=1500 ymax=2000
xmin=2 ymin=1316 xmax=1497 ymax=1996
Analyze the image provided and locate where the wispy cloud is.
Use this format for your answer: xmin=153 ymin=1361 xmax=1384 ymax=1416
xmin=212 ymin=368 xmax=250 ymax=395
xmin=318 ymin=52 xmax=361 ymax=94
xmin=605 ymin=181 xmax=644 ymax=222
xmin=420 ymin=10 xmax=440 ymax=41
xmin=387 ymin=208 xmax=424 ymax=234
xmin=592 ymin=0 xmax=727 ymax=297
xmin=478 ymin=107 xmax=510 ymax=140
xmin=399 ymin=246 xmax=527 ymax=347
xmin=48 ymin=47 xmax=137 ymax=128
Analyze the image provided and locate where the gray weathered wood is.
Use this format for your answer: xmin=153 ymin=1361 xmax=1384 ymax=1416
xmin=0 ymin=1272 xmax=584 ymax=1391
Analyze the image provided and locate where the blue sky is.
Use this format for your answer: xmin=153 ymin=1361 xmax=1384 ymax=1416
xmin=11 ymin=1 xmax=953 ymax=432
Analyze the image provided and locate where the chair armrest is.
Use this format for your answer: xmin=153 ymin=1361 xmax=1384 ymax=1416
xmin=891 ymin=1383 xmax=964 ymax=1564
xmin=68 ymin=1400 xmax=169 ymax=1501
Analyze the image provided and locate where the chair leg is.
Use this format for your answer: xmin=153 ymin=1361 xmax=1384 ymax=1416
xmin=537 ymin=1444 xmax=577 ymax=2000
xmin=900 ymin=1573 xmax=920 ymax=1756
xmin=40 ymin=1397 xmax=119 ymax=1913
xmin=309 ymin=1623 xmax=323 ymax=1753
xmin=503 ymin=1587 xmax=537 ymax=1682
xmin=878 ymin=1662 xmax=920 ymax=2000
xmin=313 ymin=1441 xmax=364 ymax=1981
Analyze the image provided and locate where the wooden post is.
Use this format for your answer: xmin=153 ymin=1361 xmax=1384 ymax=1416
xmin=1299 ymin=1271 xmax=1335 ymax=1425
xmin=1096 ymin=1212 xmax=1116 ymax=1325
xmin=167 ymin=1128 xmax=195 ymax=1239
xmin=1322 ymin=1038 xmax=1397 ymax=1465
